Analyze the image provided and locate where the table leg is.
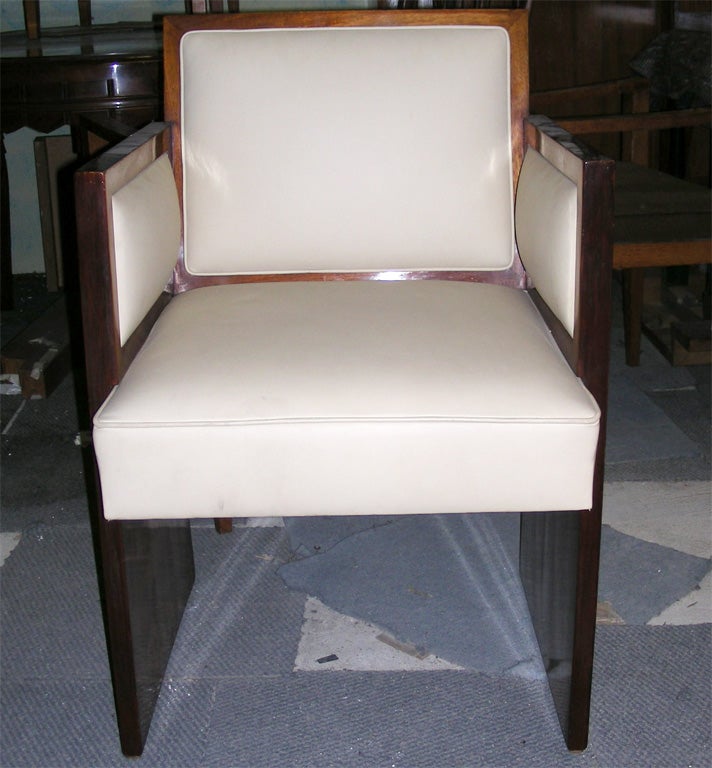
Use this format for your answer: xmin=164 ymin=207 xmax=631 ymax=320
xmin=1 ymin=139 xmax=13 ymax=310
xmin=622 ymin=268 xmax=645 ymax=366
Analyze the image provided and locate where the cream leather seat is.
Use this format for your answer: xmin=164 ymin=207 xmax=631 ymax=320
xmin=95 ymin=279 xmax=600 ymax=520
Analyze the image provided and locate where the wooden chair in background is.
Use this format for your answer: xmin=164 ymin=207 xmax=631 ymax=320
xmin=186 ymin=0 xmax=240 ymax=11
xmin=532 ymin=77 xmax=711 ymax=366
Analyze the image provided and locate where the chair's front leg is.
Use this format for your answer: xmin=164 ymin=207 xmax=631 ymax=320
xmin=88 ymin=462 xmax=194 ymax=756
xmin=520 ymin=502 xmax=602 ymax=752
xmin=74 ymin=121 xmax=194 ymax=755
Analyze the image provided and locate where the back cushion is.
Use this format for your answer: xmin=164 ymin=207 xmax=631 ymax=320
xmin=180 ymin=26 xmax=514 ymax=275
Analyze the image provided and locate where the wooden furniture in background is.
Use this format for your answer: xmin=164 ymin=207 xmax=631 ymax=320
xmin=532 ymin=77 xmax=711 ymax=365
xmin=186 ymin=0 xmax=240 ymax=10
xmin=0 ymin=2 xmax=163 ymax=310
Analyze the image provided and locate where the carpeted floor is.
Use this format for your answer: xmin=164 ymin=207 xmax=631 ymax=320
xmin=0 ymin=282 xmax=710 ymax=767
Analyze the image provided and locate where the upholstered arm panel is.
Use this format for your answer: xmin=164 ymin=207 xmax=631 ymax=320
xmin=180 ymin=26 xmax=514 ymax=275
xmin=515 ymin=148 xmax=578 ymax=336
xmin=111 ymin=154 xmax=181 ymax=345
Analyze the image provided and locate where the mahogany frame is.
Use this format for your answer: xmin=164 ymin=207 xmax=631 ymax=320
xmin=74 ymin=9 xmax=613 ymax=757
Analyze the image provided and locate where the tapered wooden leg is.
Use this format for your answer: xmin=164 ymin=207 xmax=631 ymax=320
xmin=87 ymin=458 xmax=195 ymax=756
xmin=622 ymin=267 xmax=645 ymax=366
xmin=520 ymin=503 xmax=602 ymax=752
xmin=214 ymin=517 xmax=233 ymax=534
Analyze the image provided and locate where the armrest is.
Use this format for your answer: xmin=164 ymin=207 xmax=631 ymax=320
xmin=522 ymin=116 xmax=615 ymax=414
xmin=75 ymin=122 xmax=176 ymax=416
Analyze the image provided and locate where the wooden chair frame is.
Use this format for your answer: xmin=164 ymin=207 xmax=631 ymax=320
xmin=75 ymin=9 xmax=614 ymax=757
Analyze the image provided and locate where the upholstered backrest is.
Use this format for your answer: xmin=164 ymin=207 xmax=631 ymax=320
xmin=178 ymin=25 xmax=515 ymax=276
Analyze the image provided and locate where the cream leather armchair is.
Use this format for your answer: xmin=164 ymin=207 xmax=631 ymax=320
xmin=75 ymin=8 xmax=614 ymax=757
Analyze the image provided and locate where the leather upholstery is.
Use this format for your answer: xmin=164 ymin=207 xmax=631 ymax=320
xmin=111 ymin=154 xmax=181 ymax=345
xmin=180 ymin=27 xmax=514 ymax=275
xmin=515 ymin=149 xmax=578 ymax=335
xmin=94 ymin=280 xmax=599 ymax=520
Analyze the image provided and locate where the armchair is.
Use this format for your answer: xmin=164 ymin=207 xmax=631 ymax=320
xmin=75 ymin=9 xmax=614 ymax=757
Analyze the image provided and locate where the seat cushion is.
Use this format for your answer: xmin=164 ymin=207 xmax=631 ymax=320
xmin=94 ymin=281 xmax=600 ymax=520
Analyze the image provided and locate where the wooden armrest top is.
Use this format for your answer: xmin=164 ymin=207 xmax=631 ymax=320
xmin=526 ymin=115 xmax=614 ymax=167
xmin=77 ymin=122 xmax=172 ymax=175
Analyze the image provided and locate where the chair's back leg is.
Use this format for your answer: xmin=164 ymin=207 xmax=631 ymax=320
xmin=214 ymin=517 xmax=233 ymax=534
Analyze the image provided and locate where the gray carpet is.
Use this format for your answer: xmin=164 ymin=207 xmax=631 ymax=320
xmin=598 ymin=524 xmax=710 ymax=624
xmin=280 ymin=514 xmax=542 ymax=678
xmin=1 ymin=523 xmax=710 ymax=767
xmin=282 ymin=514 xmax=710 ymax=663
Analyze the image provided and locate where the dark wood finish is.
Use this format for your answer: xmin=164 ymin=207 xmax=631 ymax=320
xmin=529 ymin=289 xmax=575 ymax=370
xmin=0 ymin=19 xmax=163 ymax=310
xmin=613 ymin=162 xmax=711 ymax=263
xmin=566 ymin=149 xmax=613 ymax=753
xmin=163 ymin=8 xmax=531 ymax=294
xmin=529 ymin=1 xmax=665 ymax=93
xmin=74 ymin=114 xmax=136 ymax=160
xmin=75 ymin=123 xmax=195 ymax=757
xmin=614 ymin=159 xmax=710 ymax=365
xmin=214 ymin=518 xmax=233 ymax=534
xmin=186 ymin=0 xmax=241 ymax=10
xmin=520 ymin=510 xmax=582 ymax=743
xmin=33 ymin=135 xmax=75 ymax=292
xmin=0 ymin=26 xmax=162 ymax=137
xmin=1 ymin=140 xmax=12 ymax=309
xmin=85 ymin=501 xmax=194 ymax=756
xmin=23 ymin=0 xmax=93 ymax=40
xmin=119 ymin=518 xmax=194 ymax=752
xmin=556 ymin=108 xmax=711 ymax=137
xmin=75 ymin=122 xmax=172 ymax=412
xmin=622 ymin=268 xmax=645 ymax=367
xmin=523 ymin=116 xmax=614 ymax=751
